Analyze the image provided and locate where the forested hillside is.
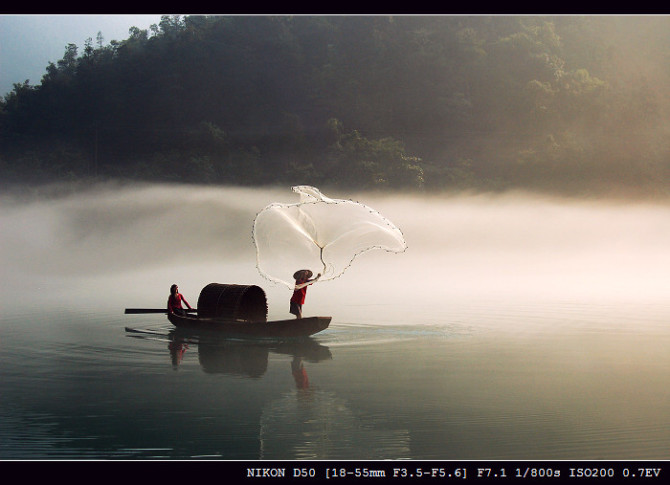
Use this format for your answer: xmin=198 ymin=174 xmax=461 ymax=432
xmin=2 ymin=15 xmax=669 ymax=194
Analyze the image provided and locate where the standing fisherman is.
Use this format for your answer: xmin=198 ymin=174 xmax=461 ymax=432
xmin=290 ymin=270 xmax=320 ymax=319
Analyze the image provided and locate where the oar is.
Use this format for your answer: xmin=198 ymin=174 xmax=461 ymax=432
xmin=125 ymin=308 xmax=197 ymax=314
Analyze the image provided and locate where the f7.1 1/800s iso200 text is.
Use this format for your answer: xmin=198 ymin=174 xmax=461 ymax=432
xmin=243 ymin=463 xmax=664 ymax=481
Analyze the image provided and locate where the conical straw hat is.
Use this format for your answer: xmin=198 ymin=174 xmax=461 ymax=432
xmin=293 ymin=269 xmax=313 ymax=280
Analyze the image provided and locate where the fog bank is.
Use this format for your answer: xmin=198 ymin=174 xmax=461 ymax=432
xmin=3 ymin=183 xmax=669 ymax=320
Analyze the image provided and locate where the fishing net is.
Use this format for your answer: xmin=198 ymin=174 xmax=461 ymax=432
xmin=252 ymin=186 xmax=407 ymax=289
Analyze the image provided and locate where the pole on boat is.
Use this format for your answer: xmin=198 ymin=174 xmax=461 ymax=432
xmin=124 ymin=308 xmax=197 ymax=314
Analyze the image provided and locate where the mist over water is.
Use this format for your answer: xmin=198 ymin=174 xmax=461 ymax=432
xmin=3 ymin=183 xmax=670 ymax=326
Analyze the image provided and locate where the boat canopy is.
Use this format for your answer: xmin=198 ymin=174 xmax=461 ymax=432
xmin=197 ymin=283 xmax=268 ymax=322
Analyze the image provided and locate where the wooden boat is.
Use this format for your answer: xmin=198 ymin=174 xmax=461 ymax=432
xmin=127 ymin=282 xmax=331 ymax=339
xmin=167 ymin=312 xmax=331 ymax=338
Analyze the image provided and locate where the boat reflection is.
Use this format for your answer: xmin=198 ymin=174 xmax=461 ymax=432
xmin=167 ymin=328 xmax=332 ymax=379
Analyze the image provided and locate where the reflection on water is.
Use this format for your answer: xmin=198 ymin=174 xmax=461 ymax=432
xmin=168 ymin=339 xmax=189 ymax=369
xmin=291 ymin=356 xmax=310 ymax=389
xmin=148 ymin=329 xmax=412 ymax=460
xmin=259 ymin=389 xmax=412 ymax=460
xmin=162 ymin=328 xmax=333 ymax=378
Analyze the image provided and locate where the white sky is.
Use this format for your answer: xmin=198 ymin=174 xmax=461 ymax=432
xmin=0 ymin=15 xmax=164 ymax=96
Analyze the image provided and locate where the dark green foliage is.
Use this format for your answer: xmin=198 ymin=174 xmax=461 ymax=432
xmin=2 ymin=15 xmax=670 ymax=194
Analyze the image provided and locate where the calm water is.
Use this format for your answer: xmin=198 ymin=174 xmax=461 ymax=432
xmin=2 ymin=184 xmax=670 ymax=460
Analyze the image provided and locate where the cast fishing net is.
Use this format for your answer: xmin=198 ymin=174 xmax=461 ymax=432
xmin=253 ymin=186 xmax=407 ymax=289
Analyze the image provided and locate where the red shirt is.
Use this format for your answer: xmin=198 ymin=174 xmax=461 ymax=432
xmin=167 ymin=293 xmax=190 ymax=313
xmin=291 ymin=280 xmax=308 ymax=305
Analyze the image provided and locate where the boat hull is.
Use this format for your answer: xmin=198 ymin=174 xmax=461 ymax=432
xmin=167 ymin=312 xmax=331 ymax=338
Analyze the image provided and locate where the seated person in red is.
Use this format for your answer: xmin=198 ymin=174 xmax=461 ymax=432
xmin=167 ymin=284 xmax=192 ymax=315
xmin=290 ymin=270 xmax=321 ymax=319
